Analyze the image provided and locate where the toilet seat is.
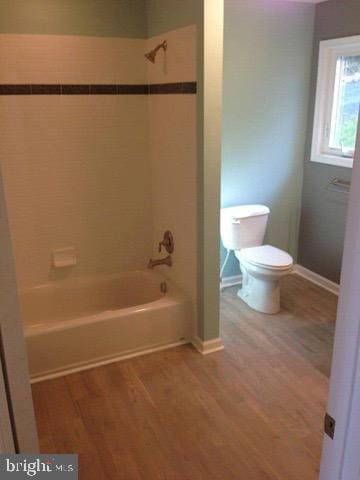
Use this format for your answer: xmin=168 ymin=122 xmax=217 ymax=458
xmin=238 ymin=245 xmax=293 ymax=270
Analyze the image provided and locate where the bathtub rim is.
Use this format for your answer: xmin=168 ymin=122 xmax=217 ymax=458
xmin=22 ymin=269 xmax=188 ymax=335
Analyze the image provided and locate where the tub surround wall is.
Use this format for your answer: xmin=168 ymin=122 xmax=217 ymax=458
xmin=0 ymin=32 xmax=196 ymax=94
xmin=0 ymin=31 xmax=197 ymax=298
xmin=147 ymin=25 xmax=197 ymax=310
xmin=0 ymin=34 xmax=151 ymax=289
xmin=0 ymin=34 xmax=147 ymax=84
xmin=221 ymin=0 xmax=315 ymax=278
xmin=298 ymin=0 xmax=360 ymax=284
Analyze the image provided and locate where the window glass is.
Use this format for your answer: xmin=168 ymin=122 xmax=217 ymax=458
xmin=329 ymin=55 xmax=360 ymax=155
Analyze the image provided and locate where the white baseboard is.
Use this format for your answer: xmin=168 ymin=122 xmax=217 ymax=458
xmin=220 ymin=274 xmax=242 ymax=290
xmin=293 ymin=264 xmax=339 ymax=296
xmin=192 ymin=336 xmax=224 ymax=355
xmin=30 ymin=340 xmax=189 ymax=384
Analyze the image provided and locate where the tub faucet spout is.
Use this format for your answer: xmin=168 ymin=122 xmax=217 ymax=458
xmin=147 ymin=255 xmax=172 ymax=269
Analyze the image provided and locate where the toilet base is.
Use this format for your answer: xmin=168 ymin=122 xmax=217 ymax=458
xmin=237 ymin=269 xmax=281 ymax=314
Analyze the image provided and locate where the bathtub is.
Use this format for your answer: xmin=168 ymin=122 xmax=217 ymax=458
xmin=20 ymin=271 xmax=192 ymax=382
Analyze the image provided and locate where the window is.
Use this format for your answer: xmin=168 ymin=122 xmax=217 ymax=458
xmin=311 ymin=36 xmax=360 ymax=168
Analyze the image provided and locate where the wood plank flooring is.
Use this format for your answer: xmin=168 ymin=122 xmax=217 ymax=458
xmin=31 ymin=274 xmax=337 ymax=479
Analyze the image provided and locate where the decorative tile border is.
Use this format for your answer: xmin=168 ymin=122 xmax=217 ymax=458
xmin=32 ymin=85 xmax=61 ymax=95
xmin=0 ymin=82 xmax=196 ymax=96
xmin=149 ymin=82 xmax=197 ymax=94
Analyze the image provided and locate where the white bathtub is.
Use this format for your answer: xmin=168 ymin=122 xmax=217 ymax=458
xmin=20 ymin=271 xmax=192 ymax=382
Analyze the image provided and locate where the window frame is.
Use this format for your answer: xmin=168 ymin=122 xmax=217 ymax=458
xmin=311 ymin=35 xmax=360 ymax=169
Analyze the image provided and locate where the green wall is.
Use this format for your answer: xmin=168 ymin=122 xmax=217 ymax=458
xmin=0 ymin=0 xmax=147 ymax=37
xmin=221 ymin=0 xmax=315 ymax=277
xmin=298 ymin=0 xmax=360 ymax=284
xmin=197 ymin=0 xmax=223 ymax=342
xmin=146 ymin=0 xmax=198 ymax=37
xmin=0 ymin=0 xmax=199 ymax=39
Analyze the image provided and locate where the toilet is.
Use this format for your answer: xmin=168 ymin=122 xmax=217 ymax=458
xmin=220 ymin=204 xmax=293 ymax=314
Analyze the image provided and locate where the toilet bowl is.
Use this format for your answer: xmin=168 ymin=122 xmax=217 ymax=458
xmin=220 ymin=204 xmax=293 ymax=314
xmin=236 ymin=245 xmax=293 ymax=314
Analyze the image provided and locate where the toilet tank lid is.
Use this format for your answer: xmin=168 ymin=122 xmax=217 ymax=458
xmin=221 ymin=204 xmax=270 ymax=221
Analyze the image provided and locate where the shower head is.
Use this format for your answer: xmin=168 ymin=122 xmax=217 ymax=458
xmin=145 ymin=50 xmax=157 ymax=64
xmin=145 ymin=40 xmax=167 ymax=64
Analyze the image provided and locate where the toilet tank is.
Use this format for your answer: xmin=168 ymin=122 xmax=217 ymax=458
xmin=220 ymin=204 xmax=270 ymax=251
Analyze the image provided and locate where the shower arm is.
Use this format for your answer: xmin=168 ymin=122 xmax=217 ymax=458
xmin=152 ymin=40 xmax=167 ymax=56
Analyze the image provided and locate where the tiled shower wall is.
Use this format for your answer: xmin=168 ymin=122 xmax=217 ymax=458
xmin=0 ymin=35 xmax=150 ymax=288
xmin=148 ymin=25 xmax=197 ymax=305
xmin=0 ymin=27 xmax=197 ymax=300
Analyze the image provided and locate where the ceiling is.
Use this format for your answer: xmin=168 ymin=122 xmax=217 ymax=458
xmin=284 ymin=0 xmax=329 ymax=3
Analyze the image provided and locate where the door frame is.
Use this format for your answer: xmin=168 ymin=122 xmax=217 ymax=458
xmin=0 ymin=165 xmax=38 ymax=452
xmin=319 ymin=123 xmax=360 ymax=479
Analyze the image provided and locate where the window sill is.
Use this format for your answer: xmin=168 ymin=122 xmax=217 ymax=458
xmin=311 ymin=153 xmax=353 ymax=169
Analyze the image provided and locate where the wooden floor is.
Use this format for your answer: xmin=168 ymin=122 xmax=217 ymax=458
xmin=32 ymin=274 xmax=337 ymax=480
